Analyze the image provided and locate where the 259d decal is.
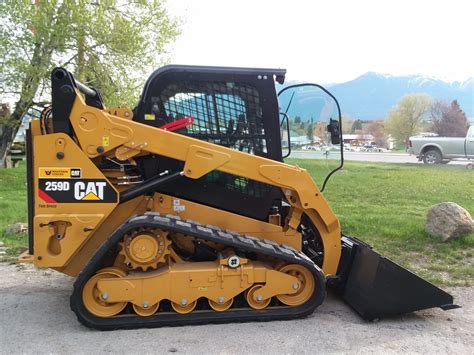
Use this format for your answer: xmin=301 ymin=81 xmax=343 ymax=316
xmin=38 ymin=179 xmax=117 ymax=203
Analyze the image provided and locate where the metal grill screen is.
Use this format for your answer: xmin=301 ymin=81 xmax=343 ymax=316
xmin=149 ymin=80 xmax=273 ymax=199
xmin=151 ymin=81 xmax=267 ymax=156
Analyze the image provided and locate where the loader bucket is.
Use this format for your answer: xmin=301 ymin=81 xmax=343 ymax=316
xmin=328 ymin=236 xmax=460 ymax=320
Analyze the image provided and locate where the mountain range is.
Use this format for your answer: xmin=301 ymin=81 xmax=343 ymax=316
xmin=280 ymin=73 xmax=473 ymax=120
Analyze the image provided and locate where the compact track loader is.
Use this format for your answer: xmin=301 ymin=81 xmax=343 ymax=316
xmin=22 ymin=65 xmax=458 ymax=329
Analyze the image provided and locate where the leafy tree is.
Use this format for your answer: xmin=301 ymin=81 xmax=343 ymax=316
xmin=294 ymin=116 xmax=301 ymax=124
xmin=365 ymin=120 xmax=386 ymax=147
xmin=386 ymin=94 xmax=432 ymax=147
xmin=0 ymin=0 xmax=179 ymax=166
xmin=314 ymin=122 xmax=327 ymax=143
xmin=351 ymin=119 xmax=363 ymax=133
xmin=288 ymin=117 xmax=305 ymax=136
xmin=306 ymin=122 xmax=314 ymax=143
xmin=341 ymin=115 xmax=354 ymax=134
xmin=431 ymin=100 xmax=469 ymax=137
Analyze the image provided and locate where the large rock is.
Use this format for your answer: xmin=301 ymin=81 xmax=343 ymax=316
xmin=5 ymin=223 xmax=28 ymax=235
xmin=426 ymin=202 xmax=473 ymax=241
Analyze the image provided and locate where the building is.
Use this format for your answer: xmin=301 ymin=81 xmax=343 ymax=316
xmin=342 ymin=134 xmax=374 ymax=146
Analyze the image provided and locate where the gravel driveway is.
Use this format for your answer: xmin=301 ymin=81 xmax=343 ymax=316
xmin=0 ymin=263 xmax=472 ymax=354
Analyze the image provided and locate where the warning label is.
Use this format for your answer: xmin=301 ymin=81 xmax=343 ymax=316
xmin=173 ymin=199 xmax=185 ymax=213
xmin=39 ymin=167 xmax=81 ymax=179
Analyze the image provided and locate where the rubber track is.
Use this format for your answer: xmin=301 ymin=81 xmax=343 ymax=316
xmin=70 ymin=212 xmax=326 ymax=330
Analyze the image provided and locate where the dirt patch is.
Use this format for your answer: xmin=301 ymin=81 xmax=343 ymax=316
xmin=0 ymin=263 xmax=472 ymax=354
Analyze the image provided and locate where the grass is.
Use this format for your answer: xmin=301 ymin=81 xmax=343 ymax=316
xmin=287 ymin=159 xmax=474 ymax=286
xmin=0 ymin=162 xmax=28 ymax=258
xmin=1 ymin=160 xmax=473 ymax=286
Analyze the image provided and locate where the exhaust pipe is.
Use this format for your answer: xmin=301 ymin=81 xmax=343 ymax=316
xmin=327 ymin=236 xmax=460 ymax=320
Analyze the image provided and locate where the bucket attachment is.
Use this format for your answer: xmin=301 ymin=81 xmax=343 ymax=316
xmin=328 ymin=236 xmax=460 ymax=320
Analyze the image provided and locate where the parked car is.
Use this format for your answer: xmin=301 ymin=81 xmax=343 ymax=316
xmin=408 ymin=126 xmax=474 ymax=164
xmin=361 ymin=144 xmax=382 ymax=152
xmin=302 ymin=145 xmax=320 ymax=151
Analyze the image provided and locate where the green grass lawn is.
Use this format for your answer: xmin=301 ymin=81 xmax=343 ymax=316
xmin=287 ymin=159 xmax=474 ymax=286
xmin=1 ymin=160 xmax=473 ymax=285
xmin=0 ymin=163 xmax=28 ymax=256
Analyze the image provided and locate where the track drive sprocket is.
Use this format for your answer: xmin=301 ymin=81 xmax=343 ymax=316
xmin=119 ymin=228 xmax=171 ymax=270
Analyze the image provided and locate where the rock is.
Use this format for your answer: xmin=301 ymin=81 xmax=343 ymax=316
xmin=5 ymin=223 xmax=28 ymax=236
xmin=0 ymin=241 xmax=4 ymax=247
xmin=426 ymin=202 xmax=473 ymax=241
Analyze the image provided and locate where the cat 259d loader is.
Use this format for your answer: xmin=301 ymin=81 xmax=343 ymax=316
xmin=22 ymin=65 xmax=458 ymax=329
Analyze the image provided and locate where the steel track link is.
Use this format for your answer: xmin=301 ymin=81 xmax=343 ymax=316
xmin=70 ymin=212 xmax=326 ymax=330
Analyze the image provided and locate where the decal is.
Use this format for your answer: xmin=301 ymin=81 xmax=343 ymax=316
xmin=39 ymin=167 xmax=81 ymax=179
xmin=70 ymin=168 xmax=81 ymax=178
xmin=38 ymin=179 xmax=117 ymax=203
xmin=102 ymin=135 xmax=110 ymax=147
xmin=173 ymin=199 xmax=185 ymax=212
xmin=144 ymin=114 xmax=155 ymax=121
xmin=74 ymin=181 xmax=106 ymax=201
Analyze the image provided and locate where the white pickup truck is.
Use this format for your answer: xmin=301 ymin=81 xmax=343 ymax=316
xmin=408 ymin=126 xmax=474 ymax=164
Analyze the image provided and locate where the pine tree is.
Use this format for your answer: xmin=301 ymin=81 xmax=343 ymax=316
xmin=431 ymin=100 xmax=469 ymax=137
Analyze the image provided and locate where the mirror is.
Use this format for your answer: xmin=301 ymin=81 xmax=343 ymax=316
xmin=327 ymin=118 xmax=341 ymax=145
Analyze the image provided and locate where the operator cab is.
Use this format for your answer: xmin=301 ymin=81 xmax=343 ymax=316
xmin=132 ymin=65 xmax=342 ymax=220
xmin=133 ymin=65 xmax=285 ymax=161
xmin=133 ymin=66 xmax=287 ymax=221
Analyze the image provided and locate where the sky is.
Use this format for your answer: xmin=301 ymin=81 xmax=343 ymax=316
xmin=166 ymin=0 xmax=474 ymax=84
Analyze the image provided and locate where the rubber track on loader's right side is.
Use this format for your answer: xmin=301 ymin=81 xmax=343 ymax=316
xmin=70 ymin=213 xmax=327 ymax=330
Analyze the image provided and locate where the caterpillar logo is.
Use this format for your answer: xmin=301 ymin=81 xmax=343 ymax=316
xmin=70 ymin=168 xmax=81 ymax=178
xmin=74 ymin=181 xmax=107 ymax=201
xmin=38 ymin=178 xmax=117 ymax=204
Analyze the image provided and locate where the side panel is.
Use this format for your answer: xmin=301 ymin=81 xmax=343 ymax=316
xmin=152 ymin=193 xmax=302 ymax=249
xmin=420 ymin=138 xmax=466 ymax=158
xmin=441 ymin=138 xmax=466 ymax=158
xmin=59 ymin=196 xmax=148 ymax=276
xmin=32 ymin=133 xmax=118 ymax=268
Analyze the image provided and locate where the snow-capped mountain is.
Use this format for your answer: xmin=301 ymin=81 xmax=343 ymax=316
xmin=279 ymin=73 xmax=473 ymax=120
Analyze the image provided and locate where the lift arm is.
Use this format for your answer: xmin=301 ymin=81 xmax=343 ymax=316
xmin=65 ymin=89 xmax=341 ymax=275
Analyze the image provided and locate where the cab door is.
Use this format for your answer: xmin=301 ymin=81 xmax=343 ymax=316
xmin=277 ymin=84 xmax=343 ymax=191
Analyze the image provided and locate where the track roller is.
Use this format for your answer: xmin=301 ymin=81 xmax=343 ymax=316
xmin=276 ymin=264 xmax=315 ymax=306
xmin=82 ymin=267 xmax=128 ymax=317
xmin=208 ymin=298 xmax=233 ymax=312
xmin=246 ymin=284 xmax=271 ymax=310
xmin=172 ymin=300 xmax=198 ymax=314
xmin=133 ymin=302 xmax=160 ymax=317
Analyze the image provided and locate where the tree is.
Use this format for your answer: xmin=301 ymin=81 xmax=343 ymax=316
xmin=341 ymin=115 xmax=354 ymax=134
xmin=314 ymin=122 xmax=327 ymax=143
xmin=431 ymin=99 xmax=469 ymax=137
xmin=306 ymin=122 xmax=314 ymax=143
xmin=386 ymin=94 xmax=432 ymax=147
xmin=351 ymin=119 xmax=363 ymax=133
xmin=0 ymin=1 xmax=180 ymax=166
xmin=365 ymin=120 xmax=387 ymax=147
